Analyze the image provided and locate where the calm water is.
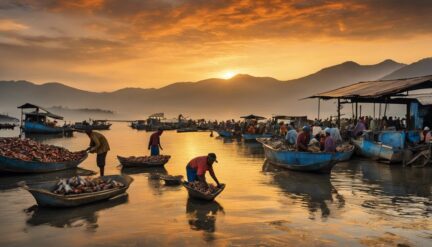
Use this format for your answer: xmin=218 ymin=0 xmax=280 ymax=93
xmin=0 ymin=123 xmax=431 ymax=247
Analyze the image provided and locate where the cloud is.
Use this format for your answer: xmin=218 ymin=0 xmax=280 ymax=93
xmin=0 ymin=19 xmax=28 ymax=31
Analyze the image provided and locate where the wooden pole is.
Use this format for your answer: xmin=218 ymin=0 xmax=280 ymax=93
xmin=359 ymin=105 xmax=362 ymax=118
xmin=355 ymin=101 xmax=358 ymax=124
xmin=337 ymin=98 xmax=341 ymax=129
xmin=317 ymin=98 xmax=321 ymax=120
xmin=373 ymin=103 xmax=376 ymax=118
xmin=406 ymin=103 xmax=411 ymax=130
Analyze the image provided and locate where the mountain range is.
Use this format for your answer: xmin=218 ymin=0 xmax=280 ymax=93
xmin=1 ymin=57 xmax=431 ymax=121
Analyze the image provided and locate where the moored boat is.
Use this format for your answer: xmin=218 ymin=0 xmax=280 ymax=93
xmin=117 ymin=155 xmax=170 ymax=167
xmin=242 ymin=133 xmax=273 ymax=141
xmin=182 ymin=182 xmax=225 ymax=201
xmin=73 ymin=120 xmax=112 ymax=131
xmin=24 ymin=175 xmax=133 ymax=207
xmin=258 ymin=139 xmax=353 ymax=173
xmin=0 ymin=153 xmax=88 ymax=173
xmin=351 ymin=138 xmax=403 ymax=163
xmin=217 ymin=130 xmax=233 ymax=138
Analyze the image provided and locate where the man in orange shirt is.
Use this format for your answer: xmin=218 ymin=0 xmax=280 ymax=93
xmin=186 ymin=153 xmax=222 ymax=188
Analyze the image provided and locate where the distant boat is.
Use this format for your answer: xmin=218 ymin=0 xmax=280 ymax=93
xmin=18 ymin=103 xmax=73 ymax=135
xmin=73 ymin=120 xmax=112 ymax=131
xmin=242 ymin=133 xmax=273 ymax=141
xmin=217 ymin=130 xmax=233 ymax=138
xmin=258 ymin=139 xmax=354 ymax=174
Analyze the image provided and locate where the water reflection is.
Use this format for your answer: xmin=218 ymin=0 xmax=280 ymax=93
xmin=237 ymin=142 xmax=264 ymax=157
xmin=120 ymin=166 xmax=168 ymax=176
xmin=25 ymin=194 xmax=128 ymax=231
xmin=186 ymin=198 xmax=224 ymax=235
xmin=334 ymin=161 xmax=432 ymax=218
xmin=0 ymin=168 xmax=96 ymax=190
xmin=263 ymin=161 xmax=345 ymax=220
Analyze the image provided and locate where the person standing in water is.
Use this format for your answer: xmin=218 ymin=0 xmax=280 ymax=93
xmin=148 ymin=129 xmax=164 ymax=156
xmin=85 ymin=129 xmax=110 ymax=176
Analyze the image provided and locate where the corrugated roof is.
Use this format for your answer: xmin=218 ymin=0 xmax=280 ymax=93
xmin=18 ymin=103 xmax=64 ymax=120
xmin=309 ymin=75 xmax=432 ymax=99
xmin=414 ymin=96 xmax=432 ymax=106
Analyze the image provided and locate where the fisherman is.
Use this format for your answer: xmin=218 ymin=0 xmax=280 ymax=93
xmin=285 ymin=125 xmax=298 ymax=145
xmin=148 ymin=129 xmax=163 ymax=156
xmin=329 ymin=127 xmax=343 ymax=144
xmin=85 ymin=129 xmax=110 ymax=176
xmin=352 ymin=117 xmax=366 ymax=137
xmin=186 ymin=153 xmax=222 ymax=188
xmin=324 ymin=128 xmax=336 ymax=152
xmin=279 ymin=122 xmax=288 ymax=136
xmin=297 ymin=125 xmax=311 ymax=152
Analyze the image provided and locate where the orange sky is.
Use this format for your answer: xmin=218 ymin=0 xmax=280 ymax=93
xmin=0 ymin=0 xmax=431 ymax=91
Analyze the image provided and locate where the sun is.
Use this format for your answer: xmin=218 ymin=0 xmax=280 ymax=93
xmin=221 ymin=71 xmax=237 ymax=79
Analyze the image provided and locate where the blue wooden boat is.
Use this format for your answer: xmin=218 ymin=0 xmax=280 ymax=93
xmin=24 ymin=175 xmax=133 ymax=207
xmin=18 ymin=103 xmax=73 ymax=135
xmin=351 ymin=138 xmax=402 ymax=163
xmin=258 ymin=141 xmax=351 ymax=174
xmin=377 ymin=131 xmax=406 ymax=149
xmin=242 ymin=133 xmax=273 ymax=141
xmin=0 ymin=153 xmax=88 ymax=173
xmin=217 ymin=130 xmax=233 ymax=138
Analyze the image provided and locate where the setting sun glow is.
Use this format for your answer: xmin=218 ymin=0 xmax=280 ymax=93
xmin=221 ymin=71 xmax=237 ymax=79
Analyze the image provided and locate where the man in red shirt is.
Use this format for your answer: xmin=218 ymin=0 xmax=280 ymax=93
xmin=297 ymin=125 xmax=311 ymax=152
xmin=186 ymin=153 xmax=222 ymax=188
xmin=148 ymin=129 xmax=163 ymax=156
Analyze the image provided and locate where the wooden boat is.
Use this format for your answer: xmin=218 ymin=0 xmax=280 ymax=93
xmin=183 ymin=182 xmax=225 ymax=201
xmin=258 ymin=140 xmax=353 ymax=173
xmin=0 ymin=153 xmax=88 ymax=173
xmin=217 ymin=130 xmax=233 ymax=138
xmin=160 ymin=175 xmax=183 ymax=186
xmin=177 ymin=127 xmax=198 ymax=133
xmin=352 ymin=138 xmax=402 ymax=163
xmin=24 ymin=175 xmax=133 ymax=208
xmin=242 ymin=133 xmax=273 ymax=141
xmin=73 ymin=120 xmax=112 ymax=131
xmin=117 ymin=155 xmax=170 ymax=167
xmin=18 ymin=103 xmax=73 ymax=135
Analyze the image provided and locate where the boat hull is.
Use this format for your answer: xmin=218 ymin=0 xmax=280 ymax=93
xmin=183 ymin=182 xmax=225 ymax=201
xmin=117 ymin=155 xmax=170 ymax=168
xmin=352 ymin=138 xmax=402 ymax=163
xmin=26 ymin=175 xmax=133 ymax=207
xmin=217 ymin=130 xmax=233 ymax=138
xmin=23 ymin=122 xmax=72 ymax=134
xmin=260 ymin=143 xmax=336 ymax=174
xmin=0 ymin=153 xmax=88 ymax=173
xmin=242 ymin=133 xmax=273 ymax=141
xmin=74 ymin=124 xmax=111 ymax=131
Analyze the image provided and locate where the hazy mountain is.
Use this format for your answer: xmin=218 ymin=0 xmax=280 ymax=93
xmin=381 ymin=57 xmax=432 ymax=80
xmin=0 ymin=59 xmax=413 ymax=120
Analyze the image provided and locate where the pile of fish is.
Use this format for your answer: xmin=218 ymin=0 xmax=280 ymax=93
xmin=53 ymin=176 xmax=124 ymax=195
xmin=260 ymin=138 xmax=295 ymax=151
xmin=125 ymin=155 xmax=170 ymax=164
xmin=188 ymin=181 xmax=218 ymax=195
xmin=0 ymin=137 xmax=86 ymax=163
xmin=336 ymin=144 xmax=354 ymax=152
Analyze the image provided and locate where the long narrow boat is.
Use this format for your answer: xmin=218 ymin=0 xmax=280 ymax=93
xmin=242 ymin=133 xmax=273 ymax=141
xmin=0 ymin=153 xmax=88 ymax=173
xmin=351 ymin=138 xmax=402 ymax=163
xmin=24 ymin=175 xmax=133 ymax=207
xmin=217 ymin=130 xmax=233 ymax=138
xmin=258 ymin=140 xmax=353 ymax=173
xmin=117 ymin=155 xmax=170 ymax=168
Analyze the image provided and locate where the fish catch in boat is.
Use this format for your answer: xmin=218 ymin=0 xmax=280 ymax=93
xmin=124 ymin=155 xmax=170 ymax=163
xmin=188 ymin=181 xmax=218 ymax=195
xmin=0 ymin=138 xmax=86 ymax=163
xmin=53 ymin=176 xmax=125 ymax=195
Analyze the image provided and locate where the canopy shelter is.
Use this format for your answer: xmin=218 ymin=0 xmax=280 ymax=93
xmin=240 ymin=114 xmax=266 ymax=120
xmin=307 ymin=75 xmax=432 ymax=129
xmin=17 ymin=103 xmax=63 ymax=120
xmin=149 ymin=113 xmax=165 ymax=119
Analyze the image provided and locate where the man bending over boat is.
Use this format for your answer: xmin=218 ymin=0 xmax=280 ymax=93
xmin=85 ymin=129 xmax=110 ymax=176
xmin=148 ymin=129 xmax=163 ymax=156
xmin=186 ymin=153 xmax=222 ymax=188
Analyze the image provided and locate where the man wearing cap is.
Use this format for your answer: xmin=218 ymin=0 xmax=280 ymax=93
xmin=148 ymin=129 xmax=164 ymax=156
xmin=85 ymin=129 xmax=110 ymax=176
xmin=324 ymin=128 xmax=336 ymax=153
xmin=186 ymin=153 xmax=222 ymax=188
xmin=297 ymin=126 xmax=311 ymax=152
